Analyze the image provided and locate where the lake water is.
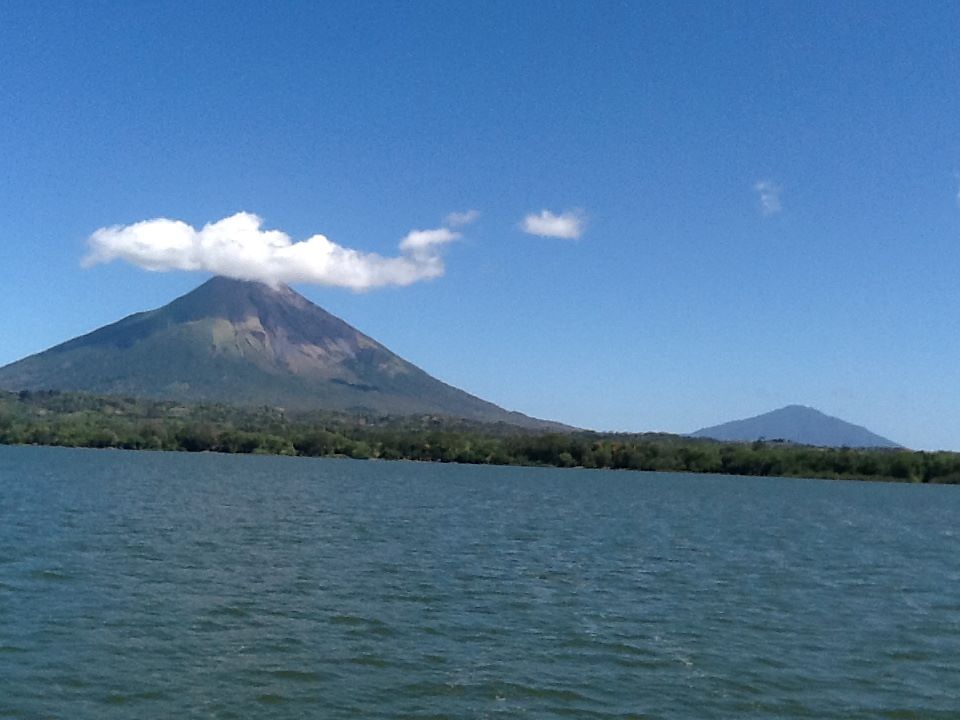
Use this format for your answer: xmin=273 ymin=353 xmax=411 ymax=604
xmin=1 ymin=446 xmax=958 ymax=719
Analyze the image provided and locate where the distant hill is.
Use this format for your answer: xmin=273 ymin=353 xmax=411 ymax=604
xmin=691 ymin=405 xmax=900 ymax=448
xmin=0 ymin=276 xmax=562 ymax=430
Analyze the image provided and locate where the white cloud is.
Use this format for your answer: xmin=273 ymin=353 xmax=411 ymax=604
xmin=83 ymin=212 xmax=461 ymax=291
xmin=398 ymin=227 xmax=460 ymax=253
xmin=520 ymin=209 xmax=585 ymax=239
xmin=754 ymin=180 xmax=782 ymax=216
xmin=444 ymin=209 xmax=480 ymax=227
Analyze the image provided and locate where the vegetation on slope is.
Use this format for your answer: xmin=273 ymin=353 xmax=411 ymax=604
xmin=1 ymin=390 xmax=958 ymax=484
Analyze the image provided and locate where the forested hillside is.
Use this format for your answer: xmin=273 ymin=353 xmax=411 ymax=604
xmin=2 ymin=391 xmax=958 ymax=484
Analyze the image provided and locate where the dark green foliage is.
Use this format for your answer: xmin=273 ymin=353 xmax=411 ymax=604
xmin=1 ymin=390 xmax=958 ymax=484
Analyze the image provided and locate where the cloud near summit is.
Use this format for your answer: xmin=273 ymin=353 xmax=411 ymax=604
xmin=83 ymin=212 xmax=463 ymax=290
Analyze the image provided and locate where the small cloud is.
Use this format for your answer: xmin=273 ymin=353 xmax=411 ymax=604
xmin=444 ymin=209 xmax=480 ymax=227
xmin=83 ymin=212 xmax=460 ymax=291
xmin=398 ymin=227 xmax=461 ymax=253
xmin=754 ymin=180 xmax=782 ymax=216
xmin=520 ymin=209 xmax=585 ymax=239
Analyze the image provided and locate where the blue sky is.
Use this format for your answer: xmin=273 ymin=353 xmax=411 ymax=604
xmin=2 ymin=1 xmax=959 ymax=450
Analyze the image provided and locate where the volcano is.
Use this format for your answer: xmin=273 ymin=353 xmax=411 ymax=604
xmin=0 ymin=276 xmax=557 ymax=428
xmin=691 ymin=405 xmax=899 ymax=448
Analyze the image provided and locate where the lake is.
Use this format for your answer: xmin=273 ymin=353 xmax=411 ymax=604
xmin=1 ymin=445 xmax=958 ymax=718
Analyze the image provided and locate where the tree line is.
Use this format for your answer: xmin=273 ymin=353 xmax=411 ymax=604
xmin=2 ymin=390 xmax=958 ymax=483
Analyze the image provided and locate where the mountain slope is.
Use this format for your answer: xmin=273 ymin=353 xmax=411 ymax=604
xmin=691 ymin=405 xmax=900 ymax=448
xmin=0 ymin=276 xmax=559 ymax=428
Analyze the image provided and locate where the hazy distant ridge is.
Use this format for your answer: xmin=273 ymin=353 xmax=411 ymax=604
xmin=691 ymin=405 xmax=900 ymax=448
